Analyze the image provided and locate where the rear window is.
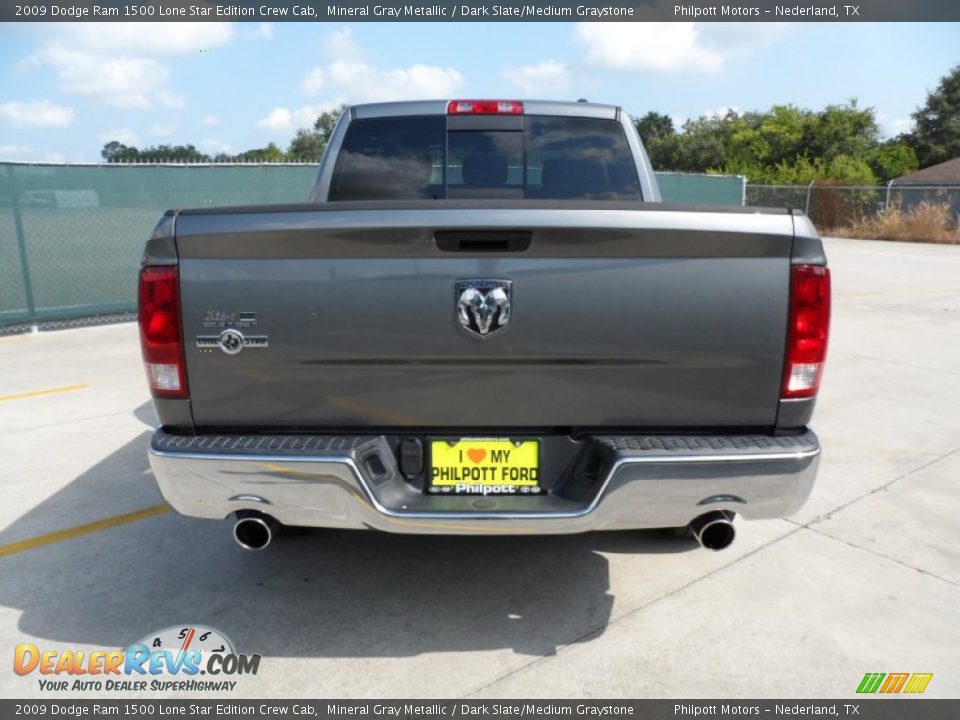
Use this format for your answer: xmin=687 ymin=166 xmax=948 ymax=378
xmin=328 ymin=114 xmax=641 ymax=201
xmin=329 ymin=115 xmax=445 ymax=201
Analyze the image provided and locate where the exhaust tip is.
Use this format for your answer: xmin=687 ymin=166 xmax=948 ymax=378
xmin=233 ymin=512 xmax=277 ymax=551
xmin=689 ymin=511 xmax=736 ymax=551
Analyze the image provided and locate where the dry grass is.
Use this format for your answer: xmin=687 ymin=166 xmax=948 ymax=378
xmin=826 ymin=201 xmax=960 ymax=244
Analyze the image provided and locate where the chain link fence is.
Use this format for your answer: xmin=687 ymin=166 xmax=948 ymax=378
xmin=0 ymin=163 xmax=746 ymax=332
xmin=0 ymin=163 xmax=318 ymax=332
xmin=746 ymin=183 xmax=960 ymax=242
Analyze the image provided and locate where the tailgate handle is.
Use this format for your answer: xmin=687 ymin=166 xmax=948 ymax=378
xmin=434 ymin=231 xmax=532 ymax=253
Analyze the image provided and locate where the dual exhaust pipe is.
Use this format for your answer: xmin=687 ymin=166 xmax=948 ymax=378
xmin=233 ymin=511 xmax=279 ymax=551
xmin=688 ymin=510 xmax=736 ymax=551
xmin=231 ymin=509 xmax=736 ymax=552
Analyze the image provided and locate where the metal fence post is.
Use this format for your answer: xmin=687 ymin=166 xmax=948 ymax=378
xmin=5 ymin=165 xmax=37 ymax=322
xmin=804 ymin=181 xmax=815 ymax=216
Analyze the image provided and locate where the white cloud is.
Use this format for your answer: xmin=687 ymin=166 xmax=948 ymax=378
xmin=302 ymin=59 xmax=462 ymax=103
xmin=890 ymin=116 xmax=914 ymax=136
xmin=876 ymin=111 xmax=915 ymax=138
xmin=150 ymin=123 xmax=175 ymax=137
xmin=257 ymin=23 xmax=275 ymax=40
xmin=257 ymin=107 xmax=295 ymax=132
xmin=574 ymin=22 xmax=784 ymax=76
xmin=18 ymin=23 xmax=234 ymax=112
xmin=24 ymin=47 xmax=183 ymax=109
xmin=381 ymin=64 xmax=463 ymax=100
xmin=200 ymin=138 xmax=236 ymax=155
xmin=58 ymin=22 xmax=234 ymax=55
xmin=202 ymin=115 xmax=220 ymax=127
xmin=0 ymin=145 xmax=71 ymax=163
xmin=575 ymin=23 xmax=723 ymax=74
xmin=696 ymin=23 xmax=787 ymax=57
xmin=322 ymin=29 xmax=364 ymax=60
xmin=0 ymin=100 xmax=74 ymax=127
xmin=99 ymin=128 xmax=139 ymax=146
xmin=0 ymin=144 xmax=34 ymax=158
xmin=257 ymin=103 xmax=340 ymax=132
xmin=302 ymin=68 xmax=325 ymax=96
xmin=503 ymin=61 xmax=570 ymax=96
xmin=262 ymin=29 xmax=463 ymax=139
xmin=299 ymin=29 xmax=463 ymax=104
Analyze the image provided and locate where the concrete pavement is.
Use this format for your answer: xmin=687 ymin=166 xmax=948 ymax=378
xmin=1 ymin=237 xmax=958 ymax=699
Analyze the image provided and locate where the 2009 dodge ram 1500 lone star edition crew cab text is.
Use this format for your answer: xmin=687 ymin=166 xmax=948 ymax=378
xmin=141 ymin=99 xmax=830 ymax=552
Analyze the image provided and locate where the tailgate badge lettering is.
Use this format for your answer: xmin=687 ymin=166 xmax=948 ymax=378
xmin=456 ymin=280 xmax=512 ymax=337
xmin=201 ymin=309 xmax=258 ymax=328
xmin=196 ymin=329 xmax=269 ymax=355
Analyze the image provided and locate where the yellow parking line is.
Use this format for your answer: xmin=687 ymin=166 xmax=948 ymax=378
xmin=0 ymin=504 xmax=171 ymax=558
xmin=0 ymin=384 xmax=89 ymax=403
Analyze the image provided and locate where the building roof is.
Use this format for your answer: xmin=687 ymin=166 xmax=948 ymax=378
xmin=893 ymin=157 xmax=960 ymax=184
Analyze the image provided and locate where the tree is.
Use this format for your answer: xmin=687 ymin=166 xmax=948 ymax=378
xmin=906 ymin=64 xmax=960 ymax=168
xmin=288 ymin=105 xmax=345 ymax=161
xmin=674 ymin=113 xmax=737 ymax=172
xmin=867 ymin=142 xmax=919 ymax=182
xmin=807 ymin=100 xmax=879 ymax=163
xmin=288 ymin=128 xmax=326 ymax=162
xmin=636 ymin=100 xmax=889 ymax=183
xmin=635 ymin=111 xmax=674 ymax=142
xmin=633 ymin=112 xmax=682 ymax=171
xmin=236 ymin=142 xmax=286 ymax=163
xmin=100 ymin=141 xmax=139 ymax=163
xmin=725 ymin=106 xmax=810 ymax=173
xmin=137 ymin=144 xmax=210 ymax=163
xmin=100 ymin=141 xmax=211 ymax=163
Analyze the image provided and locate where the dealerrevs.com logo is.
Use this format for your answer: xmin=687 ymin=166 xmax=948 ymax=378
xmin=856 ymin=672 xmax=933 ymax=694
xmin=14 ymin=625 xmax=260 ymax=693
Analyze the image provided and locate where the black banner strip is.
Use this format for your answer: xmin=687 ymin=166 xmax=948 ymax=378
xmin=3 ymin=0 xmax=960 ymax=22
xmin=2 ymin=700 xmax=960 ymax=720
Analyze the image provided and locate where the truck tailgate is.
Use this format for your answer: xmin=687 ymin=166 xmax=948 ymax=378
xmin=174 ymin=204 xmax=795 ymax=430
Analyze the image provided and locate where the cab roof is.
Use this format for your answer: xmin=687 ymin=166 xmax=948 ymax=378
xmin=351 ymin=99 xmax=621 ymax=121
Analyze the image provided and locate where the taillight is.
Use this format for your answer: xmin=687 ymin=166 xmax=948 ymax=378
xmin=782 ymin=265 xmax=831 ymax=399
xmin=447 ymin=100 xmax=523 ymax=115
xmin=138 ymin=266 xmax=188 ymax=399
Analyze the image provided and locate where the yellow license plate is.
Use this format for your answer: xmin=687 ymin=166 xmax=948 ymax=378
xmin=430 ymin=439 xmax=540 ymax=494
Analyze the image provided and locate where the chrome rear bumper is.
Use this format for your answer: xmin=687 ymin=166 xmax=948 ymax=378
xmin=148 ymin=430 xmax=820 ymax=534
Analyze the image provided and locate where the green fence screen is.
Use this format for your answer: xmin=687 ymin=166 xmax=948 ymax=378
xmin=0 ymin=163 xmax=744 ymax=327
xmin=656 ymin=172 xmax=745 ymax=207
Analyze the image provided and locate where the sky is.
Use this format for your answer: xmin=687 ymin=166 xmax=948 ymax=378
xmin=0 ymin=21 xmax=957 ymax=162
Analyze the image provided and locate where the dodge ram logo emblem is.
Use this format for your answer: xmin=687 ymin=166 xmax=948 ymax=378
xmin=456 ymin=280 xmax=512 ymax=337
xmin=218 ymin=329 xmax=245 ymax=355
xmin=195 ymin=328 xmax=269 ymax=355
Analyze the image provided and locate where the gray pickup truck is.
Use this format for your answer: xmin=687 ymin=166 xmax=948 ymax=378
xmin=140 ymin=99 xmax=830 ymax=552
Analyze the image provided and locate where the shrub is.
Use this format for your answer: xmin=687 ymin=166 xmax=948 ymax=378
xmin=833 ymin=201 xmax=959 ymax=244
